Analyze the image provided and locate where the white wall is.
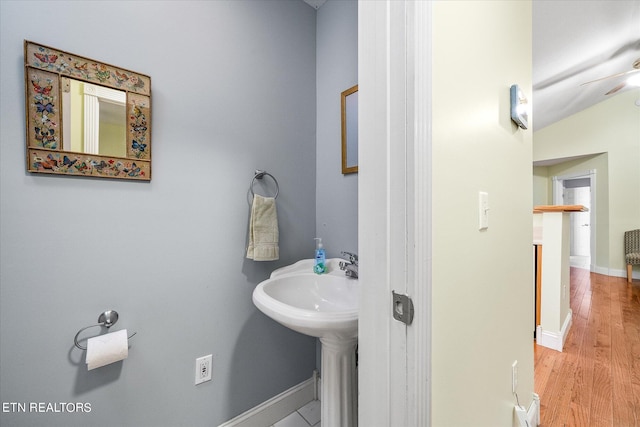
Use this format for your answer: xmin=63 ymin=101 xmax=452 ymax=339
xmin=316 ymin=0 xmax=358 ymax=258
xmin=432 ymin=1 xmax=535 ymax=425
xmin=534 ymin=88 xmax=640 ymax=274
xmin=533 ymin=166 xmax=549 ymax=205
xmin=0 ymin=2 xmax=318 ymax=426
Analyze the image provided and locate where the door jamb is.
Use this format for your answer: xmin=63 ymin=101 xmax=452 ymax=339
xmin=552 ymin=170 xmax=597 ymax=272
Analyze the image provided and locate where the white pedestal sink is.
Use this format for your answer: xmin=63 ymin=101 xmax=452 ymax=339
xmin=252 ymin=259 xmax=359 ymax=427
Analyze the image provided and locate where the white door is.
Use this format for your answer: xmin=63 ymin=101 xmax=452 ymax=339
xmin=565 ymin=185 xmax=590 ymax=257
xmin=359 ymin=1 xmax=432 ymax=426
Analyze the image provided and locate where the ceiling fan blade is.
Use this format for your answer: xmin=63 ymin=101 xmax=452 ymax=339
xmin=605 ymin=82 xmax=626 ymax=95
xmin=580 ymin=68 xmax=640 ymax=86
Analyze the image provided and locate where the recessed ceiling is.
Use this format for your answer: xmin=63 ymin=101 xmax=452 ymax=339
xmin=533 ymin=0 xmax=640 ymax=130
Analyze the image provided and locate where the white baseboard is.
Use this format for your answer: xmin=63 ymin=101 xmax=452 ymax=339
xmin=593 ymin=265 xmax=640 ymax=280
xmin=515 ymin=392 xmax=540 ymax=426
xmin=536 ymin=310 xmax=572 ymax=352
xmin=593 ymin=265 xmax=609 ymax=276
xmin=528 ymin=393 xmax=540 ymax=426
xmin=218 ymin=373 xmax=317 ymax=427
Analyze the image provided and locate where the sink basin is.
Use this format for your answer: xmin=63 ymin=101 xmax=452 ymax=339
xmin=253 ymin=258 xmax=360 ymax=426
xmin=252 ymin=259 xmax=359 ymax=339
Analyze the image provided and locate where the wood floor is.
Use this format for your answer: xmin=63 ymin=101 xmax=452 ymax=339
xmin=534 ymin=268 xmax=640 ymax=427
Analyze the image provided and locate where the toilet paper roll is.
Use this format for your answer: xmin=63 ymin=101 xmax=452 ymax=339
xmin=86 ymin=329 xmax=129 ymax=371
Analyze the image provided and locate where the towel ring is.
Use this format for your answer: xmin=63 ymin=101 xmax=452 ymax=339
xmin=73 ymin=310 xmax=137 ymax=351
xmin=250 ymin=170 xmax=279 ymax=199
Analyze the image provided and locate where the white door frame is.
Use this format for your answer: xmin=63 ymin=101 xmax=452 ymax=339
xmin=552 ymin=170 xmax=597 ymax=272
xmin=358 ymin=1 xmax=432 ymax=425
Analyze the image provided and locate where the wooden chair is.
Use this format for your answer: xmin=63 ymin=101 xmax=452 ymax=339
xmin=624 ymin=229 xmax=640 ymax=283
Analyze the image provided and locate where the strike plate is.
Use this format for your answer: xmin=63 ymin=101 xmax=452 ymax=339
xmin=392 ymin=291 xmax=414 ymax=325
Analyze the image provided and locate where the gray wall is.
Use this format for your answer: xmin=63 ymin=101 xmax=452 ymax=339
xmin=0 ymin=1 xmax=318 ymax=426
xmin=316 ymin=0 xmax=358 ymax=258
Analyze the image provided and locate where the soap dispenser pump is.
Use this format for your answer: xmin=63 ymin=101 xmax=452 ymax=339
xmin=313 ymin=238 xmax=326 ymax=274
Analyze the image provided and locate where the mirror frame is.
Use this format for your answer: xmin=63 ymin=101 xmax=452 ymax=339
xmin=341 ymin=84 xmax=358 ymax=174
xmin=24 ymin=40 xmax=152 ymax=181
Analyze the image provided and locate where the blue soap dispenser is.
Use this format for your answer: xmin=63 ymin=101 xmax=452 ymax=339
xmin=313 ymin=238 xmax=326 ymax=274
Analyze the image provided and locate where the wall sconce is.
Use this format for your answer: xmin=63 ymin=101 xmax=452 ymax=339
xmin=510 ymin=84 xmax=529 ymax=129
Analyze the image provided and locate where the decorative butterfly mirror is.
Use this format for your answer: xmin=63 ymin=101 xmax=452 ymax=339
xmin=24 ymin=40 xmax=152 ymax=181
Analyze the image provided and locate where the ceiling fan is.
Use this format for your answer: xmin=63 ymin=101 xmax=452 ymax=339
xmin=580 ymin=57 xmax=640 ymax=95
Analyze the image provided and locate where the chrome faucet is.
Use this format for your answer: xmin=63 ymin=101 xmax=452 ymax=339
xmin=339 ymin=251 xmax=358 ymax=278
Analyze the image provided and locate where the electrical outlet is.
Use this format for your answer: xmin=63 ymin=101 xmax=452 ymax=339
xmin=195 ymin=354 xmax=212 ymax=385
xmin=512 ymin=360 xmax=518 ymax=394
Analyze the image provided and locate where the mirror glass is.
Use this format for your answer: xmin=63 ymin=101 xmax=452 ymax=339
xmin=62 ymin=79 xmax=127 ymax=157
xmin=24 ymin=41 xmax=151 ymax=181
xmin=341 ymin=84 xmax=358 ymax=174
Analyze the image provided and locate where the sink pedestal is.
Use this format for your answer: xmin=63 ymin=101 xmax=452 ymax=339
xmin=320 ymin=336 xmax=358 ymax=427
xmin=252 ymin=260 xmax=360 ymax=426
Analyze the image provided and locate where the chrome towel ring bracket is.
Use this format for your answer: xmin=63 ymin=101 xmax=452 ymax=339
xmin=250 ymin=170 xmax=279 ymax=199
xmin=73 ymin=310 xmax=137 ymax=351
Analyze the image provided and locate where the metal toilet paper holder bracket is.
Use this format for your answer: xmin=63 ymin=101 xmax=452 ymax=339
xmin=74 ymin=310 xmax=137 ymax=350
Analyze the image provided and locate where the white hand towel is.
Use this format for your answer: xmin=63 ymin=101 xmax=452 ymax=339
xmin=247 ymin=194 xmax=279 ymax=261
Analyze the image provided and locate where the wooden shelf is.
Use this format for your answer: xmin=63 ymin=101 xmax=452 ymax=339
xmin=533 ymin=204 xmax=588 ymax=213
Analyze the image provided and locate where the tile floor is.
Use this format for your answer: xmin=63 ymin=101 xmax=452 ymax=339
xmin=271 ymin=399 xmax=321 ymax=427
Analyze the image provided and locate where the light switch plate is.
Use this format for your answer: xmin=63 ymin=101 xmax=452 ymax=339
xmin=479 ymin=191 xmax=489 ymax=230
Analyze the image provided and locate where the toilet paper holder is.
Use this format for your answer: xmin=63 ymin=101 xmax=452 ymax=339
xmin=74 ymin=310 xmax=137 ymax=350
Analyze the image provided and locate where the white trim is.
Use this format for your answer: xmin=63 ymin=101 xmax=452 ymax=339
xmin=552 ymin=170 xmax=597 ymax=272
xmin=85 ymin=82 xmax=126 ymax=104
xmin=593 ymin=265 xmax=610 ymax=276
xmin=217 ymin=374 xmax=316 ymax=427
xmin=83 ymin=89 xmax=100 ymax=154
xmin=407 ymin=1 xmax=432 ymax=426
xmin=358 ymin=1 xmax=406 ymax=425
xmin=82 ymin=82 xmax=126 ymax=155
xmin=535 ymin=309 xmax=572 ymax=352
xmin=594 ymin=265 xmax=640 ymax=280
xmin=516 ymin=392 xmax=540 ymax=427
xmin=529 ymin=393 xmax=541 ymax=426
xmin=359 ymin=2 xmax=433 ymax=425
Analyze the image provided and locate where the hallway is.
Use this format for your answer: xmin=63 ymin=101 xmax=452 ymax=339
xmin=535 ymin=268 xmax=640 ymax=426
